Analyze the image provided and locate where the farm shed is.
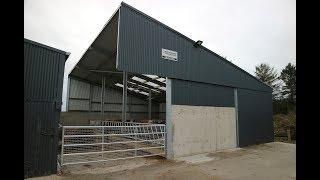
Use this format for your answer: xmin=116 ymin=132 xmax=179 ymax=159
xmin=24 ymin=38 xmax=69 ymax=178
xmin=66 ymin=2 xmax=274 ymax=160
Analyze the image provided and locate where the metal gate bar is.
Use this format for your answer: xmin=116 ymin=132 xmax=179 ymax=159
xmin=60 ymin=123 xmax=166 ymax=166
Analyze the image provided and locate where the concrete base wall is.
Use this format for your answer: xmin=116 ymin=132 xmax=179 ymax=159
xmin=171 ymin=105 xmax=237 ymax=158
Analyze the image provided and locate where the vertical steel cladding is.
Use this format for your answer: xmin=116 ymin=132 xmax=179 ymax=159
xmin=171 ymin=79 xmax=235 ymax=107
xmin=24 ymin=39 xmax=68 ymax=178
xmin=117 ymin=3 xmax=272 ymax=92
xmin=237 ymin=89 xmax=274 ymax=146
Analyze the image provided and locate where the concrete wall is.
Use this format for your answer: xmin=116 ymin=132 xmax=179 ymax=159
xmin=171 ymin=105 xmax=237 ymax=158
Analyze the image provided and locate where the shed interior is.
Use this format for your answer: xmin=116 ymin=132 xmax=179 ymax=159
xmin=66 ymin=73 xmax=166 ymax=124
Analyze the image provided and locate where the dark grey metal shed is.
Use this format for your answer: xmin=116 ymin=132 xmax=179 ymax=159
xmin=68 ymin=2 xmax=274 ymax=159
xmin=24 ymin=38 xmax=69 ymax=178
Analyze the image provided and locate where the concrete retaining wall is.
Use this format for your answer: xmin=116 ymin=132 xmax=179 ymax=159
xmin=171 ymin=105 xmax=237 ymax=158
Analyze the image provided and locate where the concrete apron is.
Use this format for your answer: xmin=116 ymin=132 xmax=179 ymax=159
xmin=171 ymin=105 xmax=237 ymax=158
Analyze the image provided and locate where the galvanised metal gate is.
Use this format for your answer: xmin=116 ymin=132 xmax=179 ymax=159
xmin=60 ymin=121 xmax=166 ymax=166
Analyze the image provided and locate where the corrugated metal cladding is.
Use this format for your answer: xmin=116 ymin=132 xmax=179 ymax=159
xmin=237 ymin=89 xmax=274 ymax=147
xmin=24 ymin=39 xmax=68 ymax=178
xmin=25 ymin=40 xmax=67 ymax=102
xmin=171 ymin=79 xmax=234 ymax=107
xmin=68 ymin=78 xmax=146 ymax=104
xmin=67 ymin=78 xmax=160 ymax=120
xmin=117 ymin=3 xmax=271 ymax=93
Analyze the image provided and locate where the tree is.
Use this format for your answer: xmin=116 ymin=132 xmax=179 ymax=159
xmin=273 ymin=111 xmax=296 ymax=141
xmin=280 ymin=63 xmax=296 ymax=103
xmin=255 ymin=63 xmax=281 ymax=99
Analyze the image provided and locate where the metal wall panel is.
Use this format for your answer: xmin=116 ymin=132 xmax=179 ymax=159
xmin=130 ymin=94 xmax=148 ymax=104
xmin=117 ymin=3 xmax=271 ymax=92
xmin=90 ymin=81 xmax=146 ymax=104
xmin=24 ymin=40 xmax=67 ymax=102
xmin=171 ymin=79 xmax=235 ymax=107
xmin=100 ymin=86 xmax=123 ymax=103
xmin=69 ymin=78 xmax=90 ymax=99
xmin=103 ymin=103 xmax=122 ymax=112
xmin=92 ymin=85 xmax=101 ymax=102
xmin=89 ymin=101 xmax=153 ymax=112
xmin=237 ymin=89 xmax=274 ymax=147
xmin=91 ymin=103 xmax=102 ymax=112
xmin=68 ymin=78 xmax=159 ymax=118
xmin=129 ymin=104 xmax=149 ymax=112
xmin=90 ymin=103 xmax=149 ymax=113
xmin=24 ymin=39 xmax=68 ymax=178
xmin=159 ymin=103 xmax=166 ymax=112
xmin=68 ymin=99 xmax=90 ymax=111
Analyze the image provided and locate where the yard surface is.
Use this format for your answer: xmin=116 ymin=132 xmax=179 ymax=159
xmin=28 ymin=142 xmax=295 ymax=180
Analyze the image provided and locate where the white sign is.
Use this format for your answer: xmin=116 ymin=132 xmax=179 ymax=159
xmin=161 ymin=48 xmax=178 ymax=61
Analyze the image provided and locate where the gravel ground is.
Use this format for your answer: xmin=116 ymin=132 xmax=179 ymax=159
xmin=27 ymin=142 xmax=296 ymax=180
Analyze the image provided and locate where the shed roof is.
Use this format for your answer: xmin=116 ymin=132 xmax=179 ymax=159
xmin=24 ymin=38 xmax=70 ymax=59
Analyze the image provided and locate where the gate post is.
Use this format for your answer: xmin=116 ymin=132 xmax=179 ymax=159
xmin=122 ymin=71 xmax=127 ymax=122
xmin=134 ymin=126 xmax=138 ymax=157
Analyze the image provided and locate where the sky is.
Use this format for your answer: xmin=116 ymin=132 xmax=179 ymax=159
xmin=24 ymin=0 xmax=296 ymax=111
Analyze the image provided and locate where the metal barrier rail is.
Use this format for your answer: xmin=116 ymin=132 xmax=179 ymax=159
xmin=96 ymin=121 xmax=164 ymax=145
xmin=61 ymin=123 xmax=166 ymax=166
xmin=89 ymin=120 xmax=150 ymax=126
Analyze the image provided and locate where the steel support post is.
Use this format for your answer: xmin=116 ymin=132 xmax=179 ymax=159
xmin=165 ymin=78 xmax=173 ymax=159
xmin=234 ymin=88 xmax=239 ymax=147
xmin=89 ymin=84 xmax=93 ymax=112
xmin=129 ymin=96 xmax=132 ymax=121
xmin=101 ymin=76 xmax=105 ymax=120
xmin=148 ymin=88 xmax=152 ymax=120
xmin=66 ymin=77 xmax=71 ymax=112
xmin=122 ymin=71 xmax=127 ymax=122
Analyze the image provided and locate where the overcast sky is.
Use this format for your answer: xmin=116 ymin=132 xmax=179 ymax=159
xmin=24 ymin=0 xmax=296 ymax=111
